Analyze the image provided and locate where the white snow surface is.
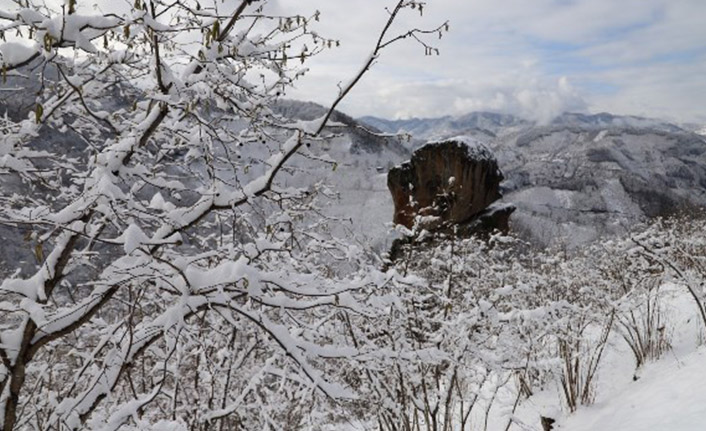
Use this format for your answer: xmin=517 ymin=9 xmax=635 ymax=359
xmin=561 ymin=348 xmax=706 ymax=431
xmin=0 ymin=41 xmax=39 ymax=65
xmin=428 ymin=135 xmax=496 ymax=162
xmin=508 ymin=285 xmax=706 ymax=431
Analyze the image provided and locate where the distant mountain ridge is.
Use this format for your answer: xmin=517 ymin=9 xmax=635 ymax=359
xmin=360 ymin=111 xmax=687 ymax=141
xmin=359 ymin=111 xmax=528 ymax=143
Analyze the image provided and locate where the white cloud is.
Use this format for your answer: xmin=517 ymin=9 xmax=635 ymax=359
xmin=269 ymin=0 xmax=706 ymax=123
xmin=588 ymin=56 xmax=706 ymax=123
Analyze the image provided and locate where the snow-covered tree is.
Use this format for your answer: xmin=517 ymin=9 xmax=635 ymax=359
xmin=0 ymin=1 xmax=447 ymax=429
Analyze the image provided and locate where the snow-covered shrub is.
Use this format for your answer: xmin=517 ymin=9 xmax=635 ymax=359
xmin=380 ymin=220 xmax=694 ymax=426
xmin=629 ymin=215 xmax=706 ymax=331
xmin=598 ymin=239 xmax=671 ymax=369
xmin=379 ymin=234 xmax=569 ymax=429
xmin=510 ymin=243 xmax=617 ymax=413
xmin=0 ymin=1 xmax=449 ymax=430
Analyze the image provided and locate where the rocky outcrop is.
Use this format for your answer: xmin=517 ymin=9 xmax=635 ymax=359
xmin=387 ymin=137 xmax=513 ymax=235
xmin=372 ymin=112 xmax=706 ymax=248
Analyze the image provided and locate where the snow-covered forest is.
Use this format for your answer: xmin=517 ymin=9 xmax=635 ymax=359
xmin=2 ymin=1 xmax=706 ymax=430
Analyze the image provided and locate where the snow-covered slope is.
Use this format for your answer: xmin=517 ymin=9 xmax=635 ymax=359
xmin=561 ymin=348 xmax=706 ymax=431
xmin=511 ymin=284 xmax=706 ymax=431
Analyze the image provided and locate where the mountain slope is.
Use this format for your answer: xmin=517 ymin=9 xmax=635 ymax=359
xmin=361 ymin=112 xmax=706 ymax=246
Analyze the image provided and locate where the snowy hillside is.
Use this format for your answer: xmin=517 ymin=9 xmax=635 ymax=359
xmin=5 ymin=84 xmax=702 ymax=259
xmin=270 ymin=106 xmax=706 ymax=251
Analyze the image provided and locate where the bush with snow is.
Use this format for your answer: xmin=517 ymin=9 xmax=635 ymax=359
xmin=378 ymin=214 xmax=706 ymax=429
xmin=0 ymin=1 xmax=448 ymax=430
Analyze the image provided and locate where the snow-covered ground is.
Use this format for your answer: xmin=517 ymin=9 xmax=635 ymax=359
xmin=512 ymin=285 xmax=706 ymax=431
xmin=561 ymin=347 xmax=706 ymax=431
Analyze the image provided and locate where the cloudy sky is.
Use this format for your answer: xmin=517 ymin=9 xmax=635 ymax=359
xmin=270 ymin=0 xmax=706 ymax=124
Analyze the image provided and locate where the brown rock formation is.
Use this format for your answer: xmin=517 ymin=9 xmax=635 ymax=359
xmin=387 ymin=137 xmax=511 ymax=233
